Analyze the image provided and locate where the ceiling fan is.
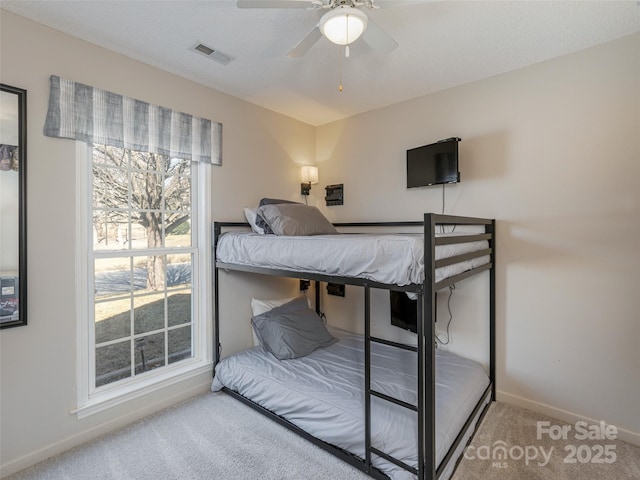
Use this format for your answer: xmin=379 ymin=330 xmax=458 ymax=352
xmin=237 ymin=0 xmax=416 ymax=58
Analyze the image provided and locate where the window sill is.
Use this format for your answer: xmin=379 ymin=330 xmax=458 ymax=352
xmin=72 ymin=359 xmax=213 ymax=420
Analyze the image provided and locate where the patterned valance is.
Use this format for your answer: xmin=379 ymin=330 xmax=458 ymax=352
xmin=44 ymin=75 xmax=222 ymax=164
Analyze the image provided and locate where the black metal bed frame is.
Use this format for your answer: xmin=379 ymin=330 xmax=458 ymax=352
xmin=213 ymin=213 xmax=496 ymax=480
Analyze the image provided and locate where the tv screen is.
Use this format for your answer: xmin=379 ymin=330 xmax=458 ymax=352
xmin=407 ymin=137 xmax=460 ymax=188
xmin=390 ymin=290 xmax=417 ymax=334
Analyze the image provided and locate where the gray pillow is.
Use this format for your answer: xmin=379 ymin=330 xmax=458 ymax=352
xmin=255 ymin=198 xmax=301 ymax=234
xmin=258 ymin=203 xmax=338 ymax=236
xmin=251 ymin=297 xmax=336 ymax=360
xmin=258 ymin=198 xmax=300 ymax=207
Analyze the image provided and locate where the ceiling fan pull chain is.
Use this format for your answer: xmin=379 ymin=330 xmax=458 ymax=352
xmin=345 ymin=13 xmax=350 ymax=58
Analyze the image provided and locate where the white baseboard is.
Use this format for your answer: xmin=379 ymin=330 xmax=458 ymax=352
xmin=0 ymin=380 xmax=211 ymax=478
xmin=497 ymin=390 xmax=640 ymax=447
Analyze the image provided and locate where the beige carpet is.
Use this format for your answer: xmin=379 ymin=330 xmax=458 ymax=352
xmin=453 ymin=402 xmax=640 ymax=480
xmin=6 ymin=394 xmax=640 ymax=480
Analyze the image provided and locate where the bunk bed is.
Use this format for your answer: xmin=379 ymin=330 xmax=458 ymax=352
xmin=212 ymin=213 xmax=495 ymax=480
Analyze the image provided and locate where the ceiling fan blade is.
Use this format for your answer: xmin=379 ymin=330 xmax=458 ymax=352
xmin=288 ymin=26 xmax=323 ymax=57
xmin=368 ymin=0 xmax=432 ymax=7
xmin=362 ymin=17 xmax=398 ymax=54
xmin=237 ymin=0 xmax=312 ymax=8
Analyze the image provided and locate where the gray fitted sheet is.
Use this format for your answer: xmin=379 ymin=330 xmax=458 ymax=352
xmin=216 ymin=232 xmax=489 ymax=286
xmin=212 ymin=327 xmax=490 ymax=480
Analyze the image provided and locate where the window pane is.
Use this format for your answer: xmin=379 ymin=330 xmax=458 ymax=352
xmin=166 ymin=214 xmax=191 ymax=247
xmin=96 ymin=341 xmax=131 ymax=387
xmin=168 ymin=326 xmax=192 ymax=364
xmin=95 ymin=296 xmax=131 ymax=344
xmin=92 ymin=160 xmax=130 ymax=252
xmin=135 ymin=332 xmax=165 ymax=375
xmin=131 ymin=150 xmax=164 ymax=173
xmin=164 ymin=174 xmax=191 ymax=212
xmin=129 ymin=210 xmax=163 ymax=249
xmin=133 ymin=292 xmax=165 ymax=335
xmin=95 ymin=258 xmax=132 ymax=298
xmin=167 ymin=291 xmax=191 ymax=328
xmin=125 ymin=221 xmax=156 ymax=250
xmin=92 ymin=165 xmax=129 ymax=210
xmin=167 ymin=157 xmax=190 ymax=177
xmin=167 ymin=254 xmax=191 ymax=290
xmin=93 ymin=144 xmax=128 ymax=168
xmin=93 ymin=217 xmax=129 ymax=251
xmin=131 ymin=171 xmax=162 ymax=209
xmin=139 ymin=254 xmax=167 ymax=292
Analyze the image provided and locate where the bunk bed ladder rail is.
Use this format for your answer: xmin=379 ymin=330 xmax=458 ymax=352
xmin=362 ymin=214 xmax=485 ymax=479
xmin=426 ymin=213 xmax=497 ymax=480
xmin=213 ymin=221 xmax=250 ymax=371
xmin=364 ymin=284 xmax=422 ymax=478
xmin=213 ymin=222 xmax=221 ymax=370
xmin=349 ymin=219 xmax=439 ymax=479
xmin=361 ymin=215 xmax=441 ymax=479
xmin=362 ymin=288 xmax=438 ymax=479
xmin=422 ymin=214 xmax=437 ymax=480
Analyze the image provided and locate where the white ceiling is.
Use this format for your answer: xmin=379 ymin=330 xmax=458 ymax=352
xmin=2 ymin=0 xmax=639 ymax=126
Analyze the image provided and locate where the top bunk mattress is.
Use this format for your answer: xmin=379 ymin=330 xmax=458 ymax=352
xmin=216 ymin=232 xmax=489 ymax=286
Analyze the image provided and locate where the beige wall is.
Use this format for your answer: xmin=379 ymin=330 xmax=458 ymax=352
xmin=0 ymin=10 xmax=312 ymax=476
xmin=316 ymin=33 xmax=640 ymax=443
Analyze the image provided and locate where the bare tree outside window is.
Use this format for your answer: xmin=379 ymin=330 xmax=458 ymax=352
xmin=92 ymin=145 xmax=191 ymax=291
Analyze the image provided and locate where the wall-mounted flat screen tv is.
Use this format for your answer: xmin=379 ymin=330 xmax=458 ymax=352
xmin=407 ymin=137 xmax=461 ymax=188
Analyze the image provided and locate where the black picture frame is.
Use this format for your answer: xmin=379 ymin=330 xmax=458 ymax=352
xmin=0 ymin=83 xmax=27 ymax=329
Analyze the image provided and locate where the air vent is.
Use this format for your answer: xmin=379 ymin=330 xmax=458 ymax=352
xmin=194 ymin=44 xmax=215 ymax=55
xmin=189 ymin=42 xmax=236 ymax=66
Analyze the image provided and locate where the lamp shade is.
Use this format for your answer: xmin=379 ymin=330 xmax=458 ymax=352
xmin=301 ymin=165 xmax=319 ymax=184
xmin=319 ymin=7 xmax=368 ymax=46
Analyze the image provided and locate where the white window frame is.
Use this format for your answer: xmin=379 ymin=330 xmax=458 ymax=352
xmin=74 ymin=142 xmax=212 ymax=419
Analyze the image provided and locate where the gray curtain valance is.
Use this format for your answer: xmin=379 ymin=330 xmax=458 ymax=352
xmin=44 ymin=75 xmax=222 ymax=165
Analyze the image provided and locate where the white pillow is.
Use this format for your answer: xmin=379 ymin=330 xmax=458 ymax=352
xmin=250 ymin=294 xmax=311 ymax=346
xmin=244 ymin=207 xmax=265 ymax=235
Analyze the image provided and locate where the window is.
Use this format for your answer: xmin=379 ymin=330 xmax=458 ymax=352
xmin=76 ymin=143 xmax=211 ymax=415
xmin=45 ymin=77 xmax=220 ymax=416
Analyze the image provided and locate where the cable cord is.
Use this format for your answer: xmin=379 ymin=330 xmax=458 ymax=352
xmin=435 ymin=284 xmax=456 ymax=345
xmin=440 ymin=183 xmax=456 ymax=234
xmin=440 ymin=184 xmax=446 ymax=233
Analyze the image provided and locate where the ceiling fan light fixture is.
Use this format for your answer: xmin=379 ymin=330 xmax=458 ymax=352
xmin=319 ymin=6 xmax=368 ymax=46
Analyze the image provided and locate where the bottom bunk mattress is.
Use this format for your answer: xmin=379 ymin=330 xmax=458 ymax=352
xmin=211 ymin=327 xmax=490 ymax=480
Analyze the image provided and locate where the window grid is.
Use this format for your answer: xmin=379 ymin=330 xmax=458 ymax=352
xmin=90 ymin=145 xmax=196 ymax=391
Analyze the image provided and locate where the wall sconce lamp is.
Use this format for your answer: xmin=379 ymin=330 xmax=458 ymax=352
xmin=301 ymin=166 xmax=319 ymax=196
